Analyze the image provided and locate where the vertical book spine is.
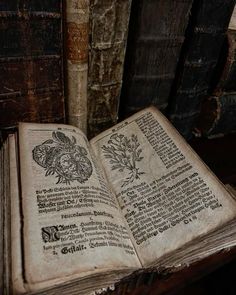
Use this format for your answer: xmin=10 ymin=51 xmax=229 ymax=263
xmin=65 ymin=0 xmax=89 ymax=134
xmin=0 ymin=1 xmax=65 ymax=128
xmin=216 ymin=29 xmax=236 ymax=92
xmin=120 ymin=0 xmax=193 ymax=118
xmin=88 ymin=0 xmax=132 ymax=138
xmin=168 ymin=0 xmax=236 ymax=139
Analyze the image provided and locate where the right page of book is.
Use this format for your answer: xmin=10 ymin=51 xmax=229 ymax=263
xmin=91 ymin=107 xmax=236 ymax=266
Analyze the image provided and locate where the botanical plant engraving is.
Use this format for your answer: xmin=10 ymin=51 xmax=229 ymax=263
xmin=33 ymin=131 xmax=93 ymax=184
xmin=102 ymin=133 xmax=145 ymax=187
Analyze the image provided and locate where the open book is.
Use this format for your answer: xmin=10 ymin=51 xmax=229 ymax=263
xmin=1 ymin=107 xmax=236 ymax=294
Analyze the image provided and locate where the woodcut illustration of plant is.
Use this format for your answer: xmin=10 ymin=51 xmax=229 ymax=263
xmin=32 ymin=131 xmax=93 ymax=184
xmin=102 ymin=133 xmax=145 ymax=187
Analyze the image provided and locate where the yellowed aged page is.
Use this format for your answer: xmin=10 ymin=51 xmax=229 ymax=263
xmin=229 ymin=5 xmax=236 ymax=30
xmin=9 ymin=134 xmax=26 ymax=294
xmin=3 ymin=137 xmax=11 ymax=292
xmin=18 ymin=123 xmax=140 ymax=290
xmin=91 ymin=107 xmax=236 ymax=266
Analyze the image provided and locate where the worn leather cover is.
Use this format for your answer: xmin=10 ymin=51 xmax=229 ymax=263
xmin=168 ymin=0 xmax=236 ymax=139
xmin=0 ymin=0 xmax=65 ymax=129
xmin=120 ymin=0 xmax=193 ymax=118
xmin=216 ymin=29 xmax=236 ymax=92
xmin=196 ymin=93 xmax=236 ymax=137
xmin=87 ymin=0 xmax=132 ymax=138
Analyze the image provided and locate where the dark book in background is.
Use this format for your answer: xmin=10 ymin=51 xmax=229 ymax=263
xmin=215 ymin=29 xmax=236 ymax=92
xmin=0 ymin=0 xmax=65 ymax=129
xmin=0 ymin=139 xmax=4 ymax=291
xmin=119 ymin=0 xmax=193 ymax=118
xmin=168 ymin=0 xmax=236 ymax=139
xmin=195 ymin=93 xmax=236 ymax=138
xmin=195 ymin=10 xmax=236 ymax=138
xmin=87 ymin=0 xmax=132 ymax=138
xmin=195 ymin=33 xmax=236 ymax=138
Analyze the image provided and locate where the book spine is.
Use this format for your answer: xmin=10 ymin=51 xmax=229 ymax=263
xmin=216 ymin=29 xmax=236 ymax=92
xmin=195 ymin=92 xmax=236 ymax=137
xmin=65 ymin=0 xmax=89 ymax=134
xmin=87 ymin=0 xmax=132 ymax=138
xmin=168 ymin=0 xmax=236 ymax=139
xmin=119 ymin=0 xmax=193 ymax=118
xmin=0 ymin=1 xmax=65 ymax=129
xmin=0 ymin=140 xmax=3 ymax=291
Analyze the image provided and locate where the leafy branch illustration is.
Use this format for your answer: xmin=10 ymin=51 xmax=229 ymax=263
xmin=102 ymin=133 xmax=145 ymax=187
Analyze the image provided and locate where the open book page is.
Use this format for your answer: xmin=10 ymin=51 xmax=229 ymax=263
xmin=226 ymin=184 xmax=236 ymax=201
xmin=18 ymin=123 xmax=141 ymax=290
xmin=3 ymin=137 xmax=11 ymax=292
xmin=0 ymin=139 xmax=4 ymax=291
xmin=9 ymin=134 xmax=26 ymax=294
xmin=90 ymin=107 xmax=236 ymax=267
xmin=229 ymin=5 xmax=236 ymax=30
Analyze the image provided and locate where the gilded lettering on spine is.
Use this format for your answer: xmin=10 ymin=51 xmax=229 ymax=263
xmin=67 ymin=22 xmax=88 ymax=64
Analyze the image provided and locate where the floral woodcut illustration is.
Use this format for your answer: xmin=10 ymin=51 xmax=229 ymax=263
xmin=102 ymin=133 xmax=144 ymax=187
xmin=32 ymin=131 xmax=93 ymax=184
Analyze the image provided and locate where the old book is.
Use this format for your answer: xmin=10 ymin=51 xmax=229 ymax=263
xmin=87 ymin=0 xmax=132 ymax=138
xmin=216 ymin=30 xmax=236 ymax=91
xmin=194 ymin=6 xmax=236 ymax=138
xmin=194 ymin=92 xmax=236 ymax=137
xmin=214 ymin=5 xmax=236 ymax=92
xmin=2 ymin=107 xmax=236 ymax=294
xmin=65 ymin=0 xmax=89 ymax=134
xmin=168 ymin=0 xmax=236 ymax=139
xmin=120 ymin=0 xmax=193 ymax=118
xmin=0 ymin=0 xmax=65 ymax=129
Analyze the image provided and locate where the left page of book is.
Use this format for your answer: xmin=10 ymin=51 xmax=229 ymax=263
xmin=0 ymin=138 xmax=11 ymax=292
xmin=18 ymin=123 xmax=141 ymax=291
xmin=2 ymin=136 xmax=12 ymax=293
xmin=9 ymin=134 xmax=26 ymax=294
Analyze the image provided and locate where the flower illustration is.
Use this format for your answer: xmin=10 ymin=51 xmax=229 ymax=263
xmin=32 ymin=131 xmax=93 ymax=184
xmin=102 ymin=133 xmax=144 ymax=186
